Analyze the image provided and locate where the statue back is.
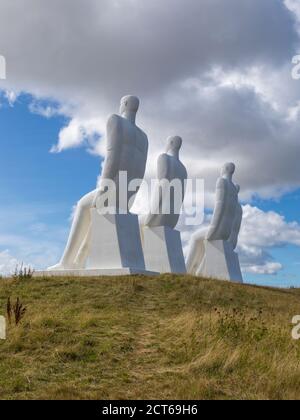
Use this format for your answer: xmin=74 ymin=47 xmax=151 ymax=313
xmin=145 ymin=154 xmax=187 ymax=229
xmin=210 ymin=178 xmax=238 ymax=240
xmin=228 ymin=202 xmax=243 ymax=249
xmin=106 ymin=114 xmax=149 ymax=211
xmin=220 ymin=180 xmax=238 ymax=239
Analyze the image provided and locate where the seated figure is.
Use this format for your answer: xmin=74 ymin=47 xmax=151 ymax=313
xmin=140 ymin=136 xmax=187 ymax=274
xmin=143 ymin=136 xmax=187 ymax=229
xmin=186 ymin=162 xmax=241 ymax=275
xmin=48 ymin=95 xmax=148 ymax=271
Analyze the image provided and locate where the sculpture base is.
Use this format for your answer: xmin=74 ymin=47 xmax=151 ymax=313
xmin=87 ymin=209 xmax=147 ymax=271
xmin=142 ymin=226 xmax=186 ymax=274
xmin=197 ymin=240 xmax=243 ymax=283
xmin=34 ymin=268 xmax=157 ymax=277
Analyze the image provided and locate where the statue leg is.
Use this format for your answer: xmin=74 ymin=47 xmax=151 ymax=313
xmin=74 ymin=225 xmax=92 ymax=269
xmin=48 ymin=190 xmax=96 ymax=270
xmin=186 ymin=227 xmax=208 ymax=274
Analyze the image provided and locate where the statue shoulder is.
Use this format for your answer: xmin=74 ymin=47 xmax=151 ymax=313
xmin=136 ymin=125 xmax=148 ymax=141
xmin=135 ymin=126 xmax=148 ymax=153
xmin=107 ymin=113 xmax=122 ymax=129
xmin=179 ymin=160 xmax=188 ymax=178
xmin=158 ymin=153 xmax=169 ymax=164
xmin=216 ymin=177 xmax=227 ymax=189
xmin=157 ymin=154 xmax=170 ymax=179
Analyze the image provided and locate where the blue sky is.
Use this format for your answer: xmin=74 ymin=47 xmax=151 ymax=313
xmin=1 ymin=0 xmax=300 ymax=285
xmin=0 ymin=94 xmax=103 ymax=272
xmin=245 ymin=193 xmax=300 ymax=286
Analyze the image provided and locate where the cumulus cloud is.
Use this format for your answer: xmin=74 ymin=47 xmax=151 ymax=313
xmin=50 ymin=117 xmax=103 ymax=153
xmin=240 ymin=205 xmax=300 ymax=247
xmin=0 ymin=250 xmax=19 ymax=276
xmin=238 ymin=205 xmax=300 ymax=274
xmin=244 ymin=261 xmax=283 ymax=276
xmin=0 ymin=0 xmax=299 ymax=201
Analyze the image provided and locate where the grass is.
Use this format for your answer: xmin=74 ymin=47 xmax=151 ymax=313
xmin=0 ymin=274 xmax=300 ymax=400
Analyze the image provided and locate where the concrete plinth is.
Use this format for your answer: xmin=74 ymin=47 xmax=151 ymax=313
xmin=142 ymin=226 xmax=186 ymax=274
xmin=37 ymin=210 xmax=158 ymax=277
xmin=86 ymin=209 xmax=147 ymax=272
xmin=197 ymin=240 xmax=243 ymax=283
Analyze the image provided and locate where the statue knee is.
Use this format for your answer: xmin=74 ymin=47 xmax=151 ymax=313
xmin=78 ymin=197 xmax=90 ymax=212
xmin=191 ymin=232 xmax=202 ymax=246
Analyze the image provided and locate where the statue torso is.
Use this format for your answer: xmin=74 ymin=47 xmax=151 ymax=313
xmin=107 ymin=114 xmax=148 ymax=210
xmin=228 ymin=202 xmax=243 ymax=249
xmin=146 ymin=153 xmax=187 ymax=229
xmin=109 ymin=115 xmax=148 ymax=181
xmin=214 ymin=178 xmax=238 ymax=240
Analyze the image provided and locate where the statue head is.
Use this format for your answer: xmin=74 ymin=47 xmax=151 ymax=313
xmin=221 ymin=162 xmax=235 ymax=178
xmin=120 ymin=95 xmax=140 ymax=117
xmin=166 ymin=136 xmax=183 ymax=155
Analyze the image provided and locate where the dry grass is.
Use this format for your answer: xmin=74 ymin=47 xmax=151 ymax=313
xmin=0 ymin=274 xmax=300 ymax=400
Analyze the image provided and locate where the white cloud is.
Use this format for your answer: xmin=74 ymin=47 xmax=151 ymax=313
xmin=244 ymin=262 xmax=283 ymax=275
xmin=4 ymin=90 xmax=18 ymax=106
xmin=239 ymin=205 xmax=300 ymax=248
xmin=50 ymin=117 xmax=104 ymax=154
xmin=0 ymin=0 xmax=299 ymax=202
xmin=0 ymin=250 xmax=19 ymax=276
xmin=238 ymin=205 xmax=300 ymax=274
xmin=285 ymin=0 xmax=300 ymax=27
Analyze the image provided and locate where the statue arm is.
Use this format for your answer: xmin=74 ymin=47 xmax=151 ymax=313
xmin=229 ymin=205 xmax=243 ymax=249
xmin=144 ymin=154 xmax=168 ymax=226
xmin=157 ymin=154 xmax=169 ymax=179
xmin=100 ymin=115 xmax=122 ymax=183
xmin=206 ymin=178 xmax=227 ymax=240
xmin=94 ymin=115 xmax=122 ymax=205
xmin=182 ymin=166 xmax=188 ymax=199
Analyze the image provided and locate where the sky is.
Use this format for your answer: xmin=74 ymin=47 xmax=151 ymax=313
xmin=0 ymin=0 xmax=300 ymax=286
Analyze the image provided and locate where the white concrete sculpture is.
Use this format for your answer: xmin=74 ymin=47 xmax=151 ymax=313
xmin=141 ymin=136 xmax=187 ymax=274
xmin=186 ymin=163 xmax=243 ymax=283
xmin=228 ymin=185 xmax=243 ymax=250
xmin=46 ymin=95 xmax=152 ymax=276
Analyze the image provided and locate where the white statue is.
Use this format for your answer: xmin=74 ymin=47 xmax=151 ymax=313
xmin=144 ymin=136 xmax=187 ymax=229
xmin=141 ymin=136 xmax=187 ymax=274
xmin=186 ymin=162 xmax=243 ymax=280
xmin=228 ymin=185 xmax=243 ymax=250
xmin=48 ymin=95 xmax=148 ymax=271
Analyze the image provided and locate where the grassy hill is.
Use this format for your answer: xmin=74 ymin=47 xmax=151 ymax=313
xmin=0 ymin=274 xmax=300 ymax=400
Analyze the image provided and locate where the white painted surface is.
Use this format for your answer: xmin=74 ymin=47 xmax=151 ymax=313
xmin=186 ymin=162 xmax=243 ymax=283
xmin=87 ymin=210 xmax=146 ymax=271
xmin=48 ymin=95 xmax=148 ymax=271
xmin=197 ymin=240 xmax=243 ymax=283
xmin=144 ymin=136 xmax=187 ymax=229
xmin=142 ymin=226 xmax=186 ymax=274
xmin=228 ymin=185 xmax=243 ymax=250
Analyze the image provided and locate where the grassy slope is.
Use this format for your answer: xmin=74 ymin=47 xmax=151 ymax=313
xmin=0 ymin=275 xmax=300 ymax=400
